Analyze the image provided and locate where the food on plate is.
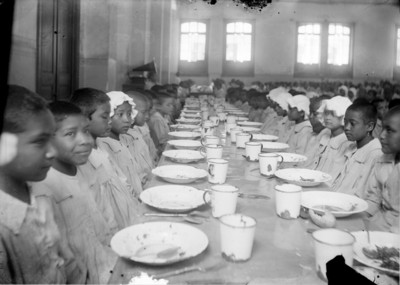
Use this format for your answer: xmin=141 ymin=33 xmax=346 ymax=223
xmin=313 ymin=204 xmax=357 ymax=213
xmin=309 ymin=209 xmax=336 ymax=228
xmin=300 ymin=176 xmax=315 ymax=182
xmin=362 ymin=246 xmax=400 ymax=271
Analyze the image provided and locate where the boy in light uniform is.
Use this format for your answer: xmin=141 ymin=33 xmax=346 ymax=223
xmin=31 ymin=101 xmax=117 ymax=284
xmin=364 ymin=106 xmax=400 ymax=233
xmin=303 ymin=96 xmax=331 ymax=168
xmin=70 ymin=88 xmax=142 ymax=229
xmin=97 ymin=91 xmax=143 ymax=198
xmin=286 ymin=95 xmax=313 ymax=154
xmin=0 ymin=85 xmax=86 ymax=284
xmin=331 ymin=101 xmax=382 ymax=197
xmin=122 ymin=90 xmax=154 ymax=187
xmin=372 ymin=98 xmax=388 ymax=139
xmin=311 ymin=96 xmax=354 ymax=183
xmin=148 ymin=92 xmax=174 ymax=154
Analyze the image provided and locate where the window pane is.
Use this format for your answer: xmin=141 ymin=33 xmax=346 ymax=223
xmin=397 ymin=36 xmax=400 ymax=66
xmin=235 ymin=22 xmax=243 ymax=33
xmin=180 ymin=22 xmax=206 ymax=62
xmin=306 ymin=24 xmax=313 ymax=34
xmin=313 ymin=24 xmax=320 ymax=34
xmin=227 ymin=23 xmax=234 ymax=33
xmin=329 ymin=24 xmax=335 ymax=35
xmin=198 ymin=23 xmax=206 ymax=33
xmin=299 ymin=25 xmax=305 ymax=33
xmin=297 ymin=34 xmax=320 ymax=64
xmin=181 ymin=23 xmax=189 ymax=33
xmin=243 ymin=23 xmax=252 ymax=33
xmin=328 ymin=25 xmax=351 ymax=65
xmin=189 ymin=22 xmax=197 ymax=32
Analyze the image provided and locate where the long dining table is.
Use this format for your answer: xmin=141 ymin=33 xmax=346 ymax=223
xmin=108 ymin=119 xmax=366 ymax=285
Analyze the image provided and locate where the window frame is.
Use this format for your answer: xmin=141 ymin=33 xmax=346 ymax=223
xmin=178 ymin=19 xmax=209 ymax=76
xmin=294 ymin=21 xmax=354 ymax=78
xmin=222 ymin=19 xmax=255 ymax=77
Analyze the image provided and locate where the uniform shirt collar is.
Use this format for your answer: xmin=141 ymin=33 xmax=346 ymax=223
xmin=0 ymin=188 xmax=35 ymax=234
xmin=294 ymin=120 xmax=312 ymax=133
xmin=330 ymin=132 xmax=348 ymax=149
xmin=351 ymin=138 xmax=382 ymax=163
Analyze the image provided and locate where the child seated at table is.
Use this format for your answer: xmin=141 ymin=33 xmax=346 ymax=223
xmin=260 ymin=96 xmax=278 ymax=133
xmin=122 ymin=90 xmax=154 ymax=187
xmin=310 ymin=96 xmax=354 ymax=183
xmin=70 ymin=88 xmax=142 ymax=229
xmin=0 ymin=85 xmax=86 ymax=284
xmin=331 ymin=101 xmax=382 ymax=197
xmin=97 ymin=91 xmax=143 ymax=198
xmin=141 ymin=90 xmax=159 ymax=163
xmin=364 ymin=106 xmax=400 ymax=233
xmin=248 ymin=93 xmax=265 ymax=122
xmin=265 ymin=92 xmax=294 ymax=143
xmin=31 ymin=101 xmax=117 ymax=284
xmin=372 ymin=98 xmax=388 ymax=138
xmin=286 ymin=95 xmax=313 ymax=154
xmin=148 ymin=92 xmax=174 ymax=154
xmin=303 ymin=96 xmax=331 ymax=167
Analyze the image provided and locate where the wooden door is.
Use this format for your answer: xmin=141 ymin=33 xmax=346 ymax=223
xmin=37 ymin=0 xmax=79 ymax=101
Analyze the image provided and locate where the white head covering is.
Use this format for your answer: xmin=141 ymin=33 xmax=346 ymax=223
xmin=305 ymin=91 xmax=319 ymax=99
xmin=107 ymin=91 xmax=138 ymax=120
xmin=318 ymin=96 xmax=352 ymax=125
xmin=272 ymin=92 xmax=292 ymax=112
xmin=287 ymin=95 xmax=310 ymax=119
xmin=349 ymin=87 xmax=358 ymax=102
xmin=267 ymin=86 xmax=287 ymax=100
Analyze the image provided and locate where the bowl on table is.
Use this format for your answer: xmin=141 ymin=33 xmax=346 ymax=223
xmin=170 ymin=124 xmax=200 ymax=132
xmin=274 ymin=168 xmax=331 ymax=187
xmin=110 ymin=222 xmax=208 ymax=265
xmin=237 ymin=121 xmax=263 ymax=127
xmin=168 ymin=131 xmax=201 ymax=140
xmin=260 ymin=141 xmax=289 ymax=152
xmin=152 ymin=165 xmax=207 ymax=184
xmin=251 ymin=133 xmax=278 ymax=142
xmin=176 ymin=118 xmax=201 ymax=125
xmin=167 ymin=139 xmax=202 ymax=150
xmin=162 ymin=149 xmax=203 ymax=163
xmin=301 ymin=191 xmax=368 ymax=217
xmin=182 ymin=113 xmax=201 ymax=119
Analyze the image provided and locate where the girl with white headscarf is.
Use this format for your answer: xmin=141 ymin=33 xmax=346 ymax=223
xmin=309 ymin=96 xmax=355 ymax=185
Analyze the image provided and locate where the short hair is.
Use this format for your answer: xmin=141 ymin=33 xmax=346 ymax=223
xmin=346 ymin=101 xmax=377 ymax=124
xmin=155 ymin=92 xmax=173 ymax=105
xmin=3 ymin=85 xmax=49 ymax=133
xmin=70 ymin=88 xmax=109 ymax=118
xmin=389 ymin=99 xmax=400 ymax=110
xmin=385 ymin=105 xmax=400 ymax=119
xmin=310 ymin=95 xmax=330 ymax=112
xmin=48 ymin=101 xmax=83 ymax=123
xmin=125 ymin=90 xmax=148 ymax=107
xmin=371 ymin=98 xmax=386 ymax=108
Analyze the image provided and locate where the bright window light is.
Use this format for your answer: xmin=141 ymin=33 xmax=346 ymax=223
xmin=180 ymin=22 xmax=206 ymax=62
xmin=328 ymin=24 xmax=350 ymax=66
xmin=297 ymin=24 xmax=321 ymax=65
xmin=226 ymin=22 xmax=252 ymax=62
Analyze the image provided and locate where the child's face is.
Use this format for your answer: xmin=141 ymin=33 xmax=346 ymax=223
xmin=53 ymin=115 xmax=93 ymax=166
xmin=111 ymin=102 xmax=133 ymax=135
xmin=134 ymin=100 xmax=150 ymax=127
xmin=380 ymin=113 xmax=400 ymax=154
xmin=4 ymin=110 xmax=56 ymax=182
xmin=376 ymin=101 xmax=388 ymax=120
xmin=275 ymin=105 xmax=286 ymax=117
xmin=323 ymin=110 xmax=342 ymax=131
xmin=89 ymin=102 xmax=111 ymax=138
xmin=344 ymin=110 xmax=373 ymax=143
xmin=158 ymin=98 xmax=174 ymax=116
xmin=309 ymin=102 xmax=324 ymax=131
xmin=288 ymin=106 xmax=302 ymax=122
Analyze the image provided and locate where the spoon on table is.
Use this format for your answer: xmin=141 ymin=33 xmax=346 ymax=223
xmin=143 ymin=211 xmax=208 ymax=224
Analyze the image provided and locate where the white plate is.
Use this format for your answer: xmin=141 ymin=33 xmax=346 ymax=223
xmin=182 ymin=113 xmax=201 ymax=118
xmin=301 ymin=191 xmax=368 ymax=217
xmin=237 ymin=121 xmax=263 ymax=127
xmin=238 ymin=126 xmax=260 ymax=132
xmin=140 ymin=185 xmax=206 ymax=212
xmin=275 ymin=168 xmax=331 ymax=187
xmin=170 ymin=124 xmax=200 ymax=131
xmin=168 ymin=131 xmax=201 ymax=140
xmin=260 ymin=141 xmax=289 ymax=152
xmin=274 ymin=152 xmax=307 ymax=163
xmin=251 ymin=134 xmax=278 ymax=142
xmin=176 ymin=118 xmax=201 ymax=125
xmin=152 ymin=165 xmax=207 ymax=184
xmin=167 ymin=140 xmax=202 ymax=150
xmin=162 ymin=149 xmax=203 ymax=163
xmin=111 ymin=222 xmax=208 ymax=265
xmin=182 ymin=109 xmax=201 ymax=114
xmin=352 ymin=231 xmax=399 ymax=276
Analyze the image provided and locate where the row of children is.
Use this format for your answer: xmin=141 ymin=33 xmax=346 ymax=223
xmin=0 ymin=85 xmax=177 ymax=283
xmin=234 ymin=86 xmax=399 ymax=233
